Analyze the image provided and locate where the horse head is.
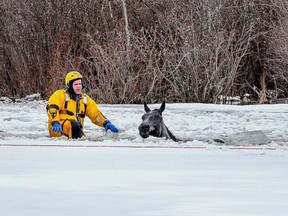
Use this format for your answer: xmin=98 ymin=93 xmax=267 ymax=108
xmin=138 ymin=101 xmax=179 ymax=142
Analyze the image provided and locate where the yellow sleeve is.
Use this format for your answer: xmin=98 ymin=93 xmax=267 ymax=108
xmin=47 ymin=90 xmax=65 ymax=124
xmin=85 ymin=95 xmax=107 ymax=127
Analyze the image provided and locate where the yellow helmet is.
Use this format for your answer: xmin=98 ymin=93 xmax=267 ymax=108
xmin=65 ymin=71 xmax=83 ymax=87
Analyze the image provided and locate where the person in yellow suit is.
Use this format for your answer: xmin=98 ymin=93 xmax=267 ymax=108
xmin=47 ymin=71 xmax=119 ymax=139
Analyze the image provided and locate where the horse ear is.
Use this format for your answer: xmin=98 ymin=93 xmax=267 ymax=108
xmin=159 ymin=101 xmax=165 ymax=113
xmin=144 ymin=102 xmax=151 ymax=112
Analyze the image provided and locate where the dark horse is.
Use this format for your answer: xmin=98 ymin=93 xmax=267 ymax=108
xmin=138 ymin=101 xmax=179 ymax=142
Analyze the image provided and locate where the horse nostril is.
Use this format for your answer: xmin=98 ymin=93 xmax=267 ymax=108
xmin=139 ymin=124 xmax=150 ymax=130
xmin=144 ymin=125 xmax=150 ymax=130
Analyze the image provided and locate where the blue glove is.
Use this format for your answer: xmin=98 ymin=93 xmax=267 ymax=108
xmin=52 ymin=123 xmax=63 ymax=133
xmin=105 ymin=122 xmax=119 ymax=133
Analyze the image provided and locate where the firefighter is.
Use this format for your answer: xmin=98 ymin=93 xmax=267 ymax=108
xmin=47 ymin=71 xmax=118 ymax=139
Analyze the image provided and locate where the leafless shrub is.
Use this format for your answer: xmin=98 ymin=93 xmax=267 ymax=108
xmin=1 ymin=0 xmax=288 ymax=104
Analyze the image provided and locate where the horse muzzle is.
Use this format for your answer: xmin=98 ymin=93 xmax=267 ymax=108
xmin=138 ymin=124 xmax=151 ymax=138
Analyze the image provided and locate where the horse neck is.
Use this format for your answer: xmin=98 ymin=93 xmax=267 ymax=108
xmin=159 ymin=123 xmax=178 ymax=142
xmin=159 ymin=123 xmax=171 ymax=138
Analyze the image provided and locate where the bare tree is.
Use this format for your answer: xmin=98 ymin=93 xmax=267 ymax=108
xmin=1 ymin=0 xmax=288 ymax=104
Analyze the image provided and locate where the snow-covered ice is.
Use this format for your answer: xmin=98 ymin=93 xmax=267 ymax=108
xmin=0 ymin=97 xmax=288 ymax=215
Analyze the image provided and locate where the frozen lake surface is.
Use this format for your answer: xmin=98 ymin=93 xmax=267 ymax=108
xmin=0 ymin=98 xmax=288 ymax=215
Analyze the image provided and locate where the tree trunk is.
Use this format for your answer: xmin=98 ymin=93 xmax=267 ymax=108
xmin=258 ymin=70 xmax=268 ymax=104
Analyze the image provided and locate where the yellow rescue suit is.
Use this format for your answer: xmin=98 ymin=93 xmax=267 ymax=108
xmin=47 ymin=89 xmax=107 ymax=138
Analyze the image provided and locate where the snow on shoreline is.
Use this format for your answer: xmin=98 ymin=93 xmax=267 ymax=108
xmin=0 ymin=97 xmax=288 ymax=148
